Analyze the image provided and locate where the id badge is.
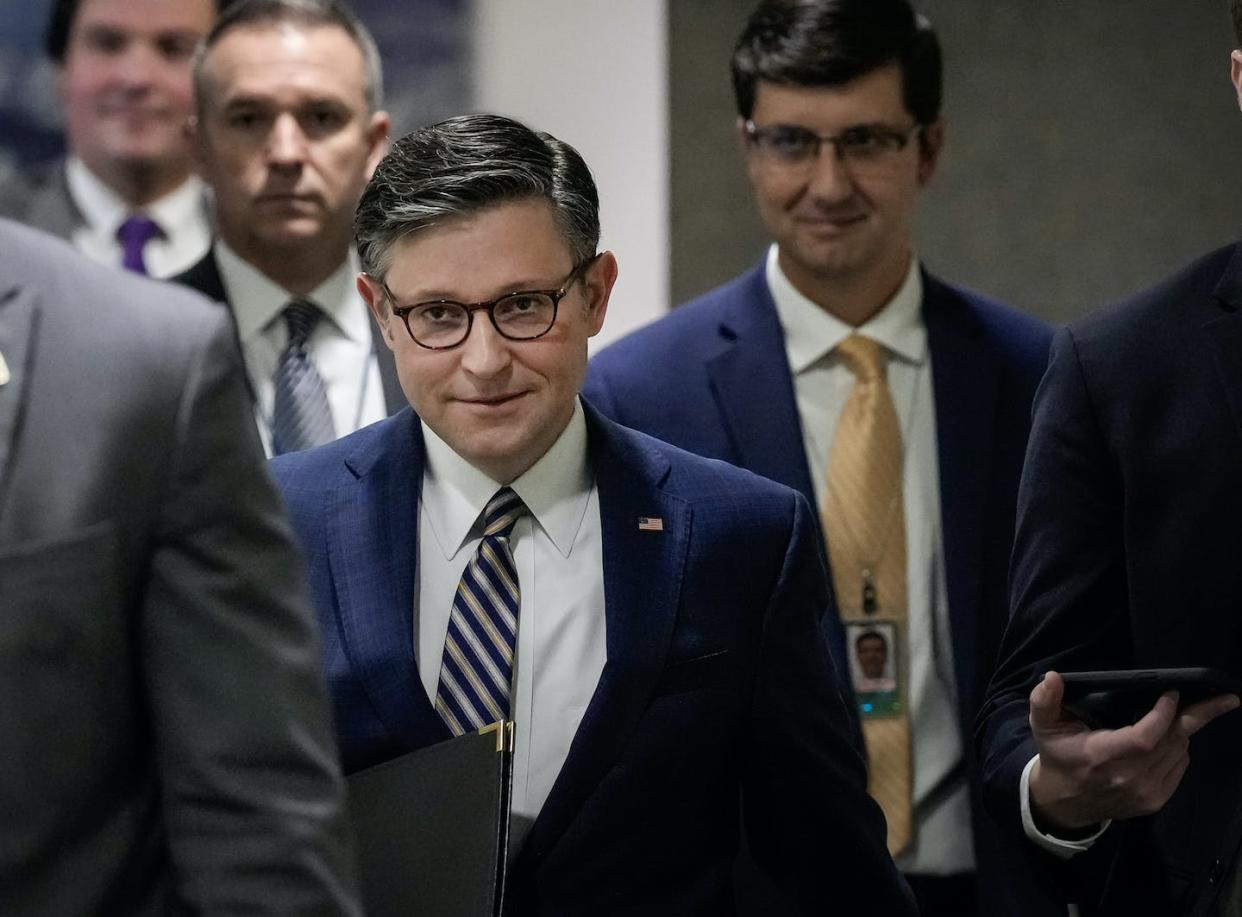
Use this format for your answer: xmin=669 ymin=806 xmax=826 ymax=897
xmin=846 ymin=620 xmax=903 ymax=718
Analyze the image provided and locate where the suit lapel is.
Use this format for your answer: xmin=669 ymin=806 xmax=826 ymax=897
xmin=703 ymin=265 xmax=817 ymax=508
xmin=327 ymin=411 xmax=447 ymax=746
xmin=1203 ymin=243 xmax=1242 ymax=442
xmin=176 ymin=249 xmax=230 ymax=304
xmin=924 ymin=274 xmax=998 ymax=702
xmin=0 ymin=282 xmax=40 ymax=514
xmin=517 ymin=405 xmax=690 ymax=867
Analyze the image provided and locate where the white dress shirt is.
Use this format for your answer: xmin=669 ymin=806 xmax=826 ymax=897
xmin=213 ymin=240 xmax=387 ymax=456
xmin=766 ymin=244 xmax=973 ymax=875
xmin=65 ymin=156 xmax=211 ymax=279
xmin=416 ymin=400 xmax=608 ymax=851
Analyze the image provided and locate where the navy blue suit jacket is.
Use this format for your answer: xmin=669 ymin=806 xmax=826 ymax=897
xmin=978 ymin=243 xmax=1242 ymax=916
xmin=584 ymin=261 xmax=1053 ymax=913
xmin=270 ymin=402 xmax=914 ymax=916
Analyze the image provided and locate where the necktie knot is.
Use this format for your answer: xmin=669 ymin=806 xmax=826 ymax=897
xmin=282 ymin=299 xmax=323 ymax=350
xmin=483 ymin=487 xmax=525 ymax=539
xmin=116 ymin=215 xmax=163 ymax=275
xmin=836 ymin=334 xmax=888 ymax=382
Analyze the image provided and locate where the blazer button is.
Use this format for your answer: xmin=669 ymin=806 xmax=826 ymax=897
xmin=1209 ymin=858 xmax=1224 ymax=885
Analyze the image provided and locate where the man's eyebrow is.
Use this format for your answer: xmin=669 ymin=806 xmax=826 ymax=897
xmin=221 ymin=95 xmax=271 ymax=110
xmin=154 ymin=28 xmax=205 ymax=43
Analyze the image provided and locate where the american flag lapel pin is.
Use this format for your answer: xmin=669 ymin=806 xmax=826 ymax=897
xmin=638 ymin=516 xmax=664 ymax=532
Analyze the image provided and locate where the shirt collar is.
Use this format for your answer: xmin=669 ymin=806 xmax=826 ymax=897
xmin=213 ymin=238 xmax=368 ymax=345
xmin=765 ymin=243 xmax=927 ymax=373
xmin=65 ymin=155 xmax=206 ymax=239
xmin=420 ymin=398 xmax=593 ymax=561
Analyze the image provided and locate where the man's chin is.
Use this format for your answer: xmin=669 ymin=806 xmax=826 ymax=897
xmin=102 ymin=143 xmax=188 ymax=175
xmin=253 ymin=220 xmax=327 ymax=251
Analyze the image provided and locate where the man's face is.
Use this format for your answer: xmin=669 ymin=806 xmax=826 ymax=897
xmin=59 ymin=0 xmax=213 ymax=180
xmin=857 ymin=635 xmax=888 ymax=679
xmin=743 ymin=64 xmax=942 ymax=297
xmin=193 ymin=23 xmax=388 ymax=258
xmin=359 ymin=198 xmax=616 ymax=484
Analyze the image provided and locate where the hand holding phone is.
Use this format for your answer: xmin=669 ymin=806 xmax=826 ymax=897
xmin=1025 ymin=671 xmax=1240 ymax=835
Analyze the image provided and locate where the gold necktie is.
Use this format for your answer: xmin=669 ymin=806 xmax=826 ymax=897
xmin=823 ymin=334 xmax=912 ymax=857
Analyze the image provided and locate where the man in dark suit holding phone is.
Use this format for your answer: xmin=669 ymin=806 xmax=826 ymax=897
xmin=976 ymin=7 xmax=1242 ymax=913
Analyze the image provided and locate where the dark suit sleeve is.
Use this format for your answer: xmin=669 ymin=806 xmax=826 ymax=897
xmin=743 ymin=492 xmax=914 ymax=915
xmin=976 ymin=327 xmax=1129 ymax=886
xmin=139 ymin=313 xmax=361 ymax=913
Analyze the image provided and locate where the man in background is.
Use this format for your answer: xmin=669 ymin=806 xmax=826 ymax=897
xmin=176 ymin=0 xmax=402 ymax=456
xmin=0 ymin=217 xmax=359 ymax=914
xmin=976 ymin=4 xmax=1242 ymax=912
xmin=584 ymin=1 xmax=1052 ymax=913
xmin=0 ymin=0 xmax=216 ymax=278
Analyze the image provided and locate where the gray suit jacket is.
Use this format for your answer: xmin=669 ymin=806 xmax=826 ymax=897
xmin=0 ymin=219 xmax=360 ymax=914
xmin=0 ymin=160 xmax=82 ymax=241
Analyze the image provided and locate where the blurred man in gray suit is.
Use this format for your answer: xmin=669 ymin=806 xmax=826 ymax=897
xmin=0 ymin=217 xmax=360 ymax=915
xmin=0 ymin=0 xmax=217 ymax=278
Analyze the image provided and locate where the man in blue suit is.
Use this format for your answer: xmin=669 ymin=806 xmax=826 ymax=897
xmin=269 ymin=113 xmax=913 ymax=915
xmin=584 ymin=2 xmax=1052 ymax=914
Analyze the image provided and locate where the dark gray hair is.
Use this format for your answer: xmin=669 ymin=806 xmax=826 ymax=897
xmin=192 ymin=0 xmax=383 ymax=113
xmin=355 ymin=113 xmax=600 ymax=280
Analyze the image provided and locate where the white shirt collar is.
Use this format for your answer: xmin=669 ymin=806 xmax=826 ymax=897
xmin=420 ymin=398 xmax=594 ymax=562
xmin=213 ymin=238 xmax=369 ymax=346
xmin=765 ymin=243 xmax=927 ymax=373
xmin=65 ymin=155 xmax=207 ymax=240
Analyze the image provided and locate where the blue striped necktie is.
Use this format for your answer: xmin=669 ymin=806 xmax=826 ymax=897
xmin=435 ymin=488 xmax=525 ymax=735
xmin=271 ymin=299 xmax=334 ymax=455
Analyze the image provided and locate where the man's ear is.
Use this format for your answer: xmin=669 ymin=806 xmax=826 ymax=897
xmin=364 ymin=110 xmax=391 ymax=181
xmin=917 ymin=119 xmax=945 ymax=186
xmin=1231 ymin=51 xmax=1242 ymax=111
xmin=583 ymin=251 xmax=619 ymax=337
xmin=357 ymin=273 xmax=396 ymax=347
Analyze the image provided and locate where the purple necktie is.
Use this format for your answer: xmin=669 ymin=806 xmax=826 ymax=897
xmin=116 ymin=215 xmax=163 ymax=276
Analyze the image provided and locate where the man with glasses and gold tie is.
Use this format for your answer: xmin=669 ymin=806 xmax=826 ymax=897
xmin=584 ymin=1 xmax=1052 ymax=914
xmin=269 ymin=112 xmax=915 ymax=916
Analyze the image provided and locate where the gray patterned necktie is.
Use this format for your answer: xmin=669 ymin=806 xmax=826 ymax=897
xmin=271 ymin=299 xmax=334 ymax=455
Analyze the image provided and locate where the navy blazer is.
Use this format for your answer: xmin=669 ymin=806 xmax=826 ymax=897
xmin=583 ymin=261 xmax=1053 ymax=913
xmin=270 ymin=403 xmax=915 ymax=916
xmin=173 ymin=249 xmax=407 ymax=415
xmin=978 ymin=243 xmax=1242 ymax=916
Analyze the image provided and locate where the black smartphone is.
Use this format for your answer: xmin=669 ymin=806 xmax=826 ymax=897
xmin=1057 ymin=667 xmax=1242 ymax=730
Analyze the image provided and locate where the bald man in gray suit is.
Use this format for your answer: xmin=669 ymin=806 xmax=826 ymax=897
xmin=0 ymin=218 xmax=360 ymax=914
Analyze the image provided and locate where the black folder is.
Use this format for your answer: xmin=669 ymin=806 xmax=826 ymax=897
xmin=347 ymin=721 xmax=514 ymax=917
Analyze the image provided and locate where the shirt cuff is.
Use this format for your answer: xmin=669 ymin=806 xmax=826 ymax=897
xmin=1019 ymin=755 xmax=1111 ymax=859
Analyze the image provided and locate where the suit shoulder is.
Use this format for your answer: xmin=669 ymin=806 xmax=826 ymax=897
xmin=1069 ymin=243 xmax=1238 ymax=346
xmin=930 ymin=275 xmax=1054 ymax=364
xmin=269 ymin=413 xmax=403 ymax=493
xmin=0 ymin=218 xmax=224 ymax=347
xmin=591 ymin=265 xmax=765 ymax=371
xmin=0 ymin=163 xmax=57 ymax=219
xmin=615 ymin=418 xmax=804 ymax=518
